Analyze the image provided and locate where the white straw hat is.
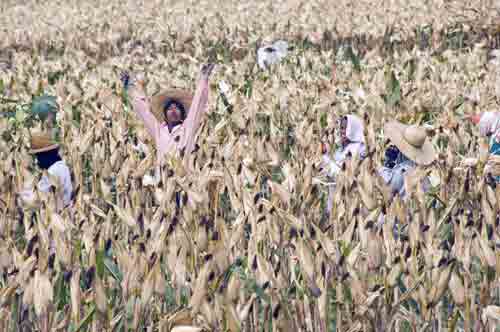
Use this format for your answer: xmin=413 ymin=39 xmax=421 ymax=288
xmin=384 ymin=121 xmax=436 ymax=166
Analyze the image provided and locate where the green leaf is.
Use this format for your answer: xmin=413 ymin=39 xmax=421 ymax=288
xmin=73 ymin=305 xmax=96 ymax=332
xmin=96 ymin=249 xmax=105 ymax=279
xmin=15 ymin=109 xmax=27 ymax=123
xmin=0 ymin=78 xmax=4 ymax=94
xmin=55 ymin=273 xmax=70 ymax=310
xmin=104 ymin=258 xmax=123 ymax=283
xmin=48 ymin=70 xmax=65 ymax=85
xmin=385 ymin=69 xmax=401 ymax=107
xmin=121 ymin=90 xmax=130 ymax=110
xmin=72 ymin=105 xmax=82 ymax=125
xmin=344 ymin=45 xmax=361 ymax=72
xmin=125 ymin=297 xmax=136 ymax=322
xmin=320 ymin=112 xmax=328 ymax=128
xmin=404 ymin=58 xmax=417 ymax=82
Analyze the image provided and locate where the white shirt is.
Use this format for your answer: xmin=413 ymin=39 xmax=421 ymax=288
xmin=321 ymin=141 xmax=366 ymax=213
xmin=322 ymin=141 xmax=367 ymax=178
xmin=20 ymin=161 xmax=73 ymax=207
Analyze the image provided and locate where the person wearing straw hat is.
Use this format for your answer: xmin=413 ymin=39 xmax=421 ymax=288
xmin=121 ymin=64 xmax=215 ymax=170
xmin=378 ymin=121 xmax=436 ymax=199
xmin=320 ymin=114 xmax=367 ymax=212
xmin=468 ymin=112 xmax=500 ymax=182
xmin=18 ymin=131 xmax=73 ymax=208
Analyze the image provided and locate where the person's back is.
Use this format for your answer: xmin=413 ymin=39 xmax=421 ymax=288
xmin=41 ymin=159 xmax=73 ymax=207
xmin=19 ymin=131 xmax=73 ymax=210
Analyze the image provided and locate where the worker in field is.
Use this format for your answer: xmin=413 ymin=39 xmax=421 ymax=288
xmin=18 ymin=130 xmax=73 ymax=210
xmin=469 ymin=112 xmax=500 ymax=182
xmin=320 ymin=114 xmax=367 ymax=213
xmin=378 ymin=121 xmax=436 ymax=199
xmin=121 ymin=63 xmax=215 ymax=173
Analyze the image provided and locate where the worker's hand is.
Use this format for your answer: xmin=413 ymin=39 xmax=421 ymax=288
xmin=201 ymin=63 xmax=215 ymax=78
xmin=320 ymin=142 xmax=329 ymax=155
xmin=120 ymin=71 xmax=131 ymax=90
xmin=121 ymin=72 xmax=146 ymax=101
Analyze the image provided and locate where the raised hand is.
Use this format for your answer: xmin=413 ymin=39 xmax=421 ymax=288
xmin=321 ymin=142 xmax=328 ymax=155
xmin=120 ymin=71 xmax=131 ymax=90
xmin=201 ymin=63 xmax=215 ymax=78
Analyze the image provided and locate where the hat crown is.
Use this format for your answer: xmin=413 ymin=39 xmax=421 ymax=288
xmin=31 ymin=132 xmax=52 ymax=147
xmin=30 ymin=131 xmax=58 ymax=153
xmin=151 ymin=89 xmax=193 ymax=124
xmin=403 ymin=125 xmax=427 ymax=148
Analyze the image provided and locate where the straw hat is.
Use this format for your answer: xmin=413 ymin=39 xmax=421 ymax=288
xmin=150 ymin=89 xmax=193 ymax=124
xmin=384 ymin=121 xmax=436 ymax=166
xmin=29 ymin=131 xmax=59 ymax=154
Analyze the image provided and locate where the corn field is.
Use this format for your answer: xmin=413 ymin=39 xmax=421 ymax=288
xmin=2 ymin=0 xmax=500 ymax=331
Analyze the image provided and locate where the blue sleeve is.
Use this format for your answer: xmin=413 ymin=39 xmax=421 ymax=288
xmin=489 ymin=140 xmax=500 ymax=156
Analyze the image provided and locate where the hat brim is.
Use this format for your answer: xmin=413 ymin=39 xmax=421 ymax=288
xmin=151 ymin=89 xmax=193 ymax=124
xmin=384 ymin=121 xmax=436 ymax=166
xmin=30 ymin=144 xmax=59 ymax=154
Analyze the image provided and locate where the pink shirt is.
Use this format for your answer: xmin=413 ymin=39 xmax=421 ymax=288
xmin=128 ymin=76 xmax=210 ymax=166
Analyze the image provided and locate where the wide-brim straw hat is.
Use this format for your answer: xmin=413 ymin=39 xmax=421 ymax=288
xmin=384 ymin=121 xmax=436 ymax=166
xmin=29 ymin=131 xmax=59 ymax=154
xmin=151 ymin=89 xmax=193 ymax=124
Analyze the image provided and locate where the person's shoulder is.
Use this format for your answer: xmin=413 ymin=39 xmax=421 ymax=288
xmin=346 ymin=141 xmax=366 ymax=155
xmin=48 ymin=161 xmax=71 ymax=175
xmin=396 ymin=161 xmax=416 ymax=173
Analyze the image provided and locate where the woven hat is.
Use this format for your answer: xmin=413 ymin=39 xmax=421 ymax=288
xmin=29 ymin=131 xmax=59 ymax=154
xmin=384 ymin=121 xmax=436 ymax=166
xmin=150 ymin=89 xmax=193 ymax=124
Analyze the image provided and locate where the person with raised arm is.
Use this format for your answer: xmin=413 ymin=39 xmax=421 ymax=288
xmin=121 ymin=64 xmax=215 ymax=173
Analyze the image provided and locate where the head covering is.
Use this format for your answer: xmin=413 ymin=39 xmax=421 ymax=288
xmin=35 ymin=148 xmax=62 ymax=169
xmin=344 ymin=114 xmax=365 ymax=143
xmin=383 ymin=145 xmax=412 ymax=169
xmin=384 ymin=121 xmax=436 ymax=166
xmin=151 ymin=89 xmax=193 ymax=124
xmin=29 ymin=131 xmax=59 ymax=154
xmin=470 ymin=112 xmax=500 ymax=137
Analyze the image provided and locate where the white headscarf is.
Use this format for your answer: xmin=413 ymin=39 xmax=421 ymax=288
xmin=322 ymin=114 xmax=366 ymax=213
xmin=345 ymin=114 xmax=365 ymax=143
xmin=478 ymin=112 xmax=500 ymax=137
xmin=330 ymin=114 xmax=367 ymax=165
